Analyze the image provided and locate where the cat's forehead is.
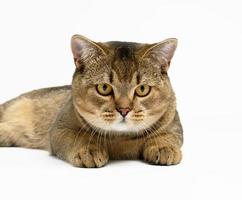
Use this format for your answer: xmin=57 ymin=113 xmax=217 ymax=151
xmin=107 ymin=41 xmax=139 ymax=83
xmin=84 ymin=41 xmax=162 ymax=85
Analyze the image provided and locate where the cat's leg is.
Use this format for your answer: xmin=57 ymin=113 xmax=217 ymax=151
xmin=0 ymin=100 xmax=49 ymax=149
xmin=0 ymin=121 xmax=48 ymax=149
xmin=50 ymin=127 xmax=109 ymax=168
xmin=0 ymin=123 xmax=16 ymax=147
xmin=142 ymin=133 xmax=183 ymax=165
xmin=0 ymin=106 xmax=12 ymax=146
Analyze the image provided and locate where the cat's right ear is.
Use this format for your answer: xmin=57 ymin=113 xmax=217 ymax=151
xmin=71 ymin=34 xmax=107 ymax=69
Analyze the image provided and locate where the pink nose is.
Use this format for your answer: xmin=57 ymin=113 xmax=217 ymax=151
xmin=116 ymin=107 xmax=131 ymax=117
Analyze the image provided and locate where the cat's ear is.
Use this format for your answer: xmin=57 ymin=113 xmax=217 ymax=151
xmin=141 ymin=38 xmax=178 ymax=72
xmin=71 ymin=34 xmax=107 ymax=69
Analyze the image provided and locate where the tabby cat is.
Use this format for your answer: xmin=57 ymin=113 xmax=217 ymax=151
xmin=0 ymin=35 xmax=183 ymax=167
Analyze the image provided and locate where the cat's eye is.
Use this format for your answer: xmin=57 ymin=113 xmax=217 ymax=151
xmin=96 ymin=83 xmax=113 ymax=96
xmin=135 ymin=84 xmax=151 ymax=97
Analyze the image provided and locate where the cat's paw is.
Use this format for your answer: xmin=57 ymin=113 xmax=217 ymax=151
xmin=143 ymin=146 xmax=182 ymax=166
xmin=69 ymin=146 xmax=109 ymax=168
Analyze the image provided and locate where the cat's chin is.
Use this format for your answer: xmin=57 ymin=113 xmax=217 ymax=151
xmin=89 ymin=120 xmax=146 ymax=134
xmin=109 ymin=121 xmax=134 ymax=132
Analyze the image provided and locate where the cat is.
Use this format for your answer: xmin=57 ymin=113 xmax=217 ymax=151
xmin=0 ymin=35 xmax=183 ymax=168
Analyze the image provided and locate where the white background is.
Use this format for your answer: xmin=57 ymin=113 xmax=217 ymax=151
xmin=0 ymin=0 xmax=242 ymax=199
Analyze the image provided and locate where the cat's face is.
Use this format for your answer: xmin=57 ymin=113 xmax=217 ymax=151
xmin=71 ymin=35 xmax=177 ymax=133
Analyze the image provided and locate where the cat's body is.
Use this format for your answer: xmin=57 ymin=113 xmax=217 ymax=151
xmin=0 ymin=35 xmax=183 ymax=167
xmin=0 ymin=86 xmax=71 ymax=149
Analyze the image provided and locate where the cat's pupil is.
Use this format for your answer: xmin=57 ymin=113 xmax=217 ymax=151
xmin=140 ymin=85 xmax=145 ymax=92
xmin=103 ymin=84 xmax=107 ymax=91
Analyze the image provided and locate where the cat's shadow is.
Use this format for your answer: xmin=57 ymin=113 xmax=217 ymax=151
xmin=105 ymin=160 xmax=140 ymax=167
xmin=107 ymin=160 xmax=174 ymax=168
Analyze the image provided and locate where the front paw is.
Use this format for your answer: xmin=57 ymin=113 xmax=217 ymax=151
xmin=143 ymin=146 xmax=182 ymax=166
xmin=69 ymin=146 xmax=109 ymax=168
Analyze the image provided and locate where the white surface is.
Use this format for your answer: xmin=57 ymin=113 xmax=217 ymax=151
xmin=0 ymin=0 xmax=242 ymax=200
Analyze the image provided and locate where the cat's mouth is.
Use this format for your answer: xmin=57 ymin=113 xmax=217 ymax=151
xmin=88 ymin=115 xmax=138 ymax=133
xmin=111 ymin=120 xmax=131 ymax=132
xmin=120 ymin=117 xmax=126 ymax=123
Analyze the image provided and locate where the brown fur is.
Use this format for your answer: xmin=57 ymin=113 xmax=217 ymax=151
xmin=0 ymin=35 xmax=183 ymax=167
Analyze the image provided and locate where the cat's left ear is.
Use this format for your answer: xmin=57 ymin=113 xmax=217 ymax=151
xmin=141 ymin=38 xmax=178 ymax=72
xmin=71 ymin=34 xmax=107 ymax=69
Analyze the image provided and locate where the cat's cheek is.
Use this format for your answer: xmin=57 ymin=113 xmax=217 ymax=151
xmin=73 ymin=97 xmax=100 ymax=118
xmin=138 ymin=92 xmax=161 ymax=110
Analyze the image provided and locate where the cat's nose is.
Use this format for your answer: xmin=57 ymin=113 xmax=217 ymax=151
xmin=116 ymin=107 xmax=131 ymax=117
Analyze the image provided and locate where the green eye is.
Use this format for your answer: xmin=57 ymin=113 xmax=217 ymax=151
xmin=135 ymin=84 xmax=151 ymax=97
xmin=96 ymin=83 xmax=113 ymax=96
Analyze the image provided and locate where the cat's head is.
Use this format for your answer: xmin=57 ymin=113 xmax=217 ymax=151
xmin=71 ymin=35 xmax=177 ymax=133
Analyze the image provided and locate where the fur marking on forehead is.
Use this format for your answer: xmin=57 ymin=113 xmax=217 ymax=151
xmin=111 ymin=45 xmax=138 ymax=83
